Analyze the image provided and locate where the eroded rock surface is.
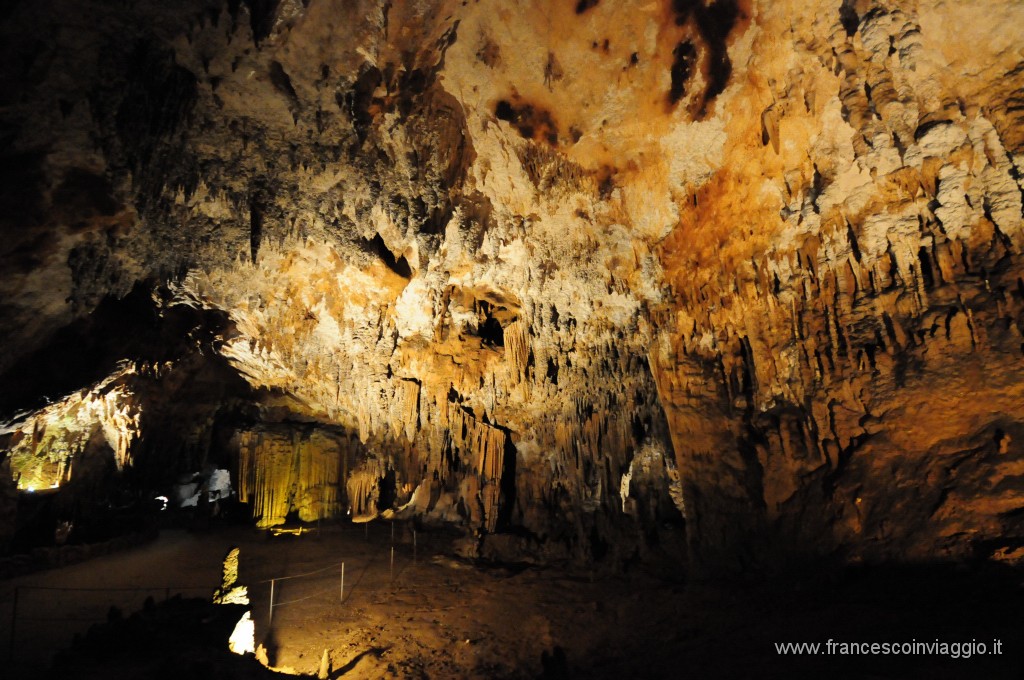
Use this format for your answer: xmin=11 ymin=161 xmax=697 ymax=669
xmin=1 ymin=0 xmax=1022 ymax=570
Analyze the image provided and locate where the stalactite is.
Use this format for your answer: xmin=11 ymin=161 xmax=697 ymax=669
xmin=446 ymin=408 xmax=507 ymax=531
xmin=235 ymin=428 xmax=344 ymax=527
xmin=346 ymin=456 xmax=388 ymax=521
xmin=1 ymin=366 xmax=141 ymax=490
xmin=504 ymin=319 xmax=530 ymax=385
xmin=236 ymin=431 xmax=258 ymax=506
xmin=388 ymin=379 xmax=420 ymax=443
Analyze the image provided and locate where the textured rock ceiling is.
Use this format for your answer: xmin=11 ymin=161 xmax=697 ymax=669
xmin=1 ymin=0 xmax=1023 ymax=569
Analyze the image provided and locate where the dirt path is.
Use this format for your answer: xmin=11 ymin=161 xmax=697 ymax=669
xmin=0 ymin=522 xmax=641 ymax=678
xmin=0 ymin=528 xmax=243 ymax=677
xmin=3 ymin=523 xmax=1024 ymax=679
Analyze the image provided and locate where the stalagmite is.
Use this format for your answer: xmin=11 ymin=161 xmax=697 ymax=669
xmin=1 ymin=0 xmax=1022 ymax=578
xmin=213 ymin=547 xmax=249 ymax=605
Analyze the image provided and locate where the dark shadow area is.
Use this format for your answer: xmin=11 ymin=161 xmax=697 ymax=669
xmin=575 ymin=561 xmax=1024 ymax=679
xmin=377 ymin=467 xmax=398 ymax=512
xmin=363 ymin=233 xmax=412 ymax=278
xmin=540 ymin=645 xmax=569 ymax=679
xmin=47 ymin=597 xmax=287 ymax=679
xmin=259 ymin=626 xmax=280 ymax=667
xmin=475 ymin=300 xmax=505 ymax=347
xmin=0 ymin=283 xmax=234 ymax=420
xmin=8 ymin=479 xmax=159 ymax=555
xmin=495 ymin=436 xmax=518 ymax=532
xmin=330 ymin=646 xmax=389 ymax=678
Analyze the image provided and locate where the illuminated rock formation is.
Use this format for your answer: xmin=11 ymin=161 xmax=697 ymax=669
xmin=2 ymin=365 xmax=142 ymax=491
xmin=235 ymin=428 xmax=347 ymax=526
xmin=0 ymin=0 xmax=1022 ymax=569
xmin=213 ymin=547 xmax=250 ymax=605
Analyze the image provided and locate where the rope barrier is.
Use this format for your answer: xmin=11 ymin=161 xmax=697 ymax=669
xmin=8 ymin=521 xmax=433 ymax=662
xmin=12 ymin=585 xmax=212 ymax=592
xmin=272 ymin=584 xmax=340 ymax=608
xmin=257 ymin=559 xmax=345 ymax=584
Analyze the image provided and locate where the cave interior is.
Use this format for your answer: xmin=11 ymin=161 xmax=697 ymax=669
xmin=2 ymin=0 xmax=1024 ymax=677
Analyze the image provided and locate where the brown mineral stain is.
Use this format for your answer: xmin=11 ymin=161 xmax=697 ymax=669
xmin=494 ymin=96 xmax=560 ymax=146
xmin=662 ymin=0 xmax=753 ymax=119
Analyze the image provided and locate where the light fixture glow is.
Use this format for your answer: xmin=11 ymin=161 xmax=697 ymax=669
xmin=228 ymin=611 xmax=255 ymax=655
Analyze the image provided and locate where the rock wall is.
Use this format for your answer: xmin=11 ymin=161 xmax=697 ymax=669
xmin=1 ymin=0 xmax=1022 ymax=568
xmin=651 ymin=0 xmax=1024 ymax=567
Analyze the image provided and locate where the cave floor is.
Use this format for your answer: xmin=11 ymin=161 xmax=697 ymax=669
xmin=2 ymin=523 xmax=1024 ymax=679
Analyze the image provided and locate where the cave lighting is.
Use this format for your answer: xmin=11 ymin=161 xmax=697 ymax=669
xmin=228 ymin=612 xmax=256 ymax=655
xmin=5 ymin=365 xmax=141 ymax=491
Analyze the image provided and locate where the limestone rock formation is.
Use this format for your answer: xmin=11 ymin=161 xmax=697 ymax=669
xmin=213 ymin=547 xmax=250 ymax=605
xmin=1 ymin=0 xmax=1022 ymax=570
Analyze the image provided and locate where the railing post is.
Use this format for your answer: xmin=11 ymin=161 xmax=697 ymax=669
xmin=340 ymin=563 xmax=344 ymax=603
xmin=269 ymin=579 xmax=275 ymax=626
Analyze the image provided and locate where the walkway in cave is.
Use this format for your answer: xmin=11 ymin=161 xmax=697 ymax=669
xmin=3 ymin=524 xmax=1024 ymax=678
xmin=0 ymin=528 xmax=234 ymax=677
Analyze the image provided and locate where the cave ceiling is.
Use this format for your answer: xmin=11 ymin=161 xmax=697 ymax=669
xmin=1 ymin=0 xmax=1023 ymax=568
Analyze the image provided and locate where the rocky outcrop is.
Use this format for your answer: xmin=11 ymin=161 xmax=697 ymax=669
xmin=651 ymin=0 xmax=1024 ymax=567
xmin=1 ymin=0 xmax=1022 ymax=570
